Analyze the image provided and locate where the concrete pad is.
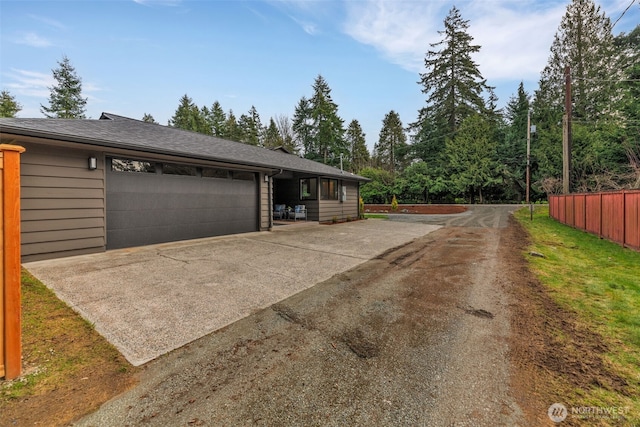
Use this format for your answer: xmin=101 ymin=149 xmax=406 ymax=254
xmin=23 ymin=220 xmax=440 ymax=366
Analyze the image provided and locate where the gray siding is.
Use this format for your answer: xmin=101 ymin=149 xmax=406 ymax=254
xmin=260 ymin=173 xmax=270 ymax=230
xmin=318 ymin=180 xmax=359 ymax=223
xmin=20 ymin=143 xmax=106 ymax=261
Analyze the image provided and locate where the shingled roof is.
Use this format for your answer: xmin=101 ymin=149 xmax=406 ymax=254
xmin=0 ymin=113 xmax=366 ymax=181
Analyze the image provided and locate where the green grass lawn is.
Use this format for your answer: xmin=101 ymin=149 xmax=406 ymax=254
xmin=515 ymin=206 xmax=640 ymax=422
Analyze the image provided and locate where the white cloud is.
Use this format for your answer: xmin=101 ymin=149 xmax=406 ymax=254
xmin=289 ymin=15 xmax=318 ymax=35
xmin=27 ymin=14 xmax=67 ymax=31
xmin=342 ymin=0 xmax=567 ymax=82
xmin=343 ymin=0 xmax=445 ymax=72
xmin=133 ymin=0 xmax=183 ymax=7
xmin=15 ymin=32 xmax=53 ymax=48
xmin=468 ymin=2 xmax=565 ymax=81
xmin=4 ymin=69 xmax=54 ymax=98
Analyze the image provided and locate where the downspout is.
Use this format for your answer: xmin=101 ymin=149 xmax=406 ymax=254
xmin=267 ymin=169 xmax=283 ymax=231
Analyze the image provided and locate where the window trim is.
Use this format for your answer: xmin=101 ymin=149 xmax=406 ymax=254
xmin=300 ymin=177 xmax=318 ymax=201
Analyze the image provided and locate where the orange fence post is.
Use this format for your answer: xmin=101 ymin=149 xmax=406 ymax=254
xmin=1 ymin=144 xmax=26 ymax=380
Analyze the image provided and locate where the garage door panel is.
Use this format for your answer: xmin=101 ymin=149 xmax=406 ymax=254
xmin=106 ymin=164 xmax=257 ymax=249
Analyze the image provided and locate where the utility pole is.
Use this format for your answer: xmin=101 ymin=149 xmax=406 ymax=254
xmin=563 ymin=66 xmax=572 ymax=194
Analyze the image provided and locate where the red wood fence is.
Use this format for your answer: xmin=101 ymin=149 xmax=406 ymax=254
xmin=549 ymin=190 xmax=640 ymax=251
xmin=1 ymin=144 xmax=25 ymax=380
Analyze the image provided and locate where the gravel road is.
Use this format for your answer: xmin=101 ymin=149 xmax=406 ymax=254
xmin=77 ymin=205 xmax=525 ymax=426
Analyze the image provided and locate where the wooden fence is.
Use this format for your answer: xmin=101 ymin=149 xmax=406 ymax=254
xmin=549 ymin=190 xmax=640 ymax=251
xmin=1 ymin=144 xmax=25 ymax=380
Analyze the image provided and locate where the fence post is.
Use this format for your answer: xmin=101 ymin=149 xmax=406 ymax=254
xmin=1 ymin=144 xmax=26 ymax=380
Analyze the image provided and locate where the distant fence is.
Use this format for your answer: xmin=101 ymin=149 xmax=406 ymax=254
xmin=549 ymin=190 xmax=640 ymax=251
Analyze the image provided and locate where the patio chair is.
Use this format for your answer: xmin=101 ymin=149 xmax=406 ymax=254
xmin=273 ymin=204 xmax=286 ymax=220
xmin=293 ymin=205 xmax=306 ymax=221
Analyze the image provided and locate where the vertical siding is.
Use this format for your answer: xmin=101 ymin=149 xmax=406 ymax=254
xmin=20 ymin=143 xmax=106 ymax=261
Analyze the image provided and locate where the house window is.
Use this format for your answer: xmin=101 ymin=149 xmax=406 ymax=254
xmin=300 ymin=178 xmax=317 ymax=200
xmin=111 ymin=158 xmax=155 ymax=173
xmin=202 ymin=167 xmax=229 ymax=179
xmin=321 ymin=178 xmax=339 ymax=200
xmin=232 ymin=171 xmax=255 ymax=181
xmin=163 ymin=163 xmax=197 ymax=176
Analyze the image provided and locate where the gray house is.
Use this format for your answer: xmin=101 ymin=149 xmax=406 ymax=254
xmin=0 ymin=113 xmax=367 ymax=261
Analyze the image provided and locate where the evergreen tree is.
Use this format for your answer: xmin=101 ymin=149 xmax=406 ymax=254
xmin=444 ymin=114 xmax=500 ymax=203
xmin=224 ymin=110 xmax=243 ymax=142
xmin=238 ymin=105 xmax=262 ymax=145
xmin=411 ymin=6 xmax=490 ymax=162
xmin=346 ymin=119 xmax=370 ymax=173
xmin=263 ymin=118 xmax=282 ymax=148
xmin=40 ymin=55 xmax=87 ymax=119
xmin=207 ymin=101 xmax=227 ymax=137
xmin=500 ymin=82 xmax=530 ymax=200
xmin=293 ymin=97 xmax=314 ymax=157
xmin=537 ymin=0 xmax=617 ymax=121
xmin=142 ymin=113 xmax=157 ymax=124
xmin=169 ymin=94 xmax=206 ymax=132
xmin=0 ymin=90 xmax=22 ymax=117
xmin=309 ymin=75 xmax=346 ymax=166
xmin=374 ymin=110 xmax=407 ymax=174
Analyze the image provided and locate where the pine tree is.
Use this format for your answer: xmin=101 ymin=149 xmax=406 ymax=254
xmin=0 ymin=90 xmax=22 ymax=117
xmin=309 ymin=75 xmax=346 ymax=166
xmin=346 ymin=119 xmax=370 ymax=173
xmin=142 ymin=113 xmax=157 ymax=124
xmin=238 ymin=105 xmax=262 ymax=145
xmin=207 ymin=101 xmax=227 ymax=137
xmin=40 ymin=55 xmax=87 ymax=119
xmin=293 ymin=96 xmax=315 ymax=158
xmin=263 ymin=118 xmax=282 ymax=148
xmin=374 ymin=110 xmax=407 ymax=174
xmin=225 ymin=110 xmax=243 ymax=142
xmin=169 ymin=94 xmax=205 ymax=132
xmin=500 ymin=82 xmax=530 ymax=200
xmin=444 ymin=114 xmax=500 ymax=203
xmin=412 ymin=5 xmax=490 ymax=159
xmin=537 ymin=0 xmax=617 ymax=121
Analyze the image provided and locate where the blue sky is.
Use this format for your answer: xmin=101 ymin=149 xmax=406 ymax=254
xmin=1 ymin=0 xmax=638 ymax=150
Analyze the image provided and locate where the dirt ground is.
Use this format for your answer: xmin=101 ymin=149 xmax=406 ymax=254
xmin=4 ymin=207 xmax=622 ymax=426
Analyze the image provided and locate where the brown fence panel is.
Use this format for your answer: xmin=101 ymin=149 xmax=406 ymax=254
xmin=602 ymin=193 xmax=625 ymax=245
xmin=1 ymin=144 xmax=25 ymax=380
xmin=625 ymin=192 xmax=640 ymax=251
xmin=585 ymin=194 xmax=602 ymax=236
xmin=574 ymin=194 xmax=586 ymax=230
xmin=550 ymin=190 xmax=640 ymax=251
xmin=558 ymin=195 xmax=566 ymax=223
xmin=566 ymin=195 xmax=575 ymax=227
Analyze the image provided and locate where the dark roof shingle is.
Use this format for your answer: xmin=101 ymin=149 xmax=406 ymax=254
xmin=0 ymin=113 xmax=366 ymax=181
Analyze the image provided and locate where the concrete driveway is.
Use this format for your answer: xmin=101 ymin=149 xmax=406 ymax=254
xmin=24 ymin=220 xmax=439 ymax=366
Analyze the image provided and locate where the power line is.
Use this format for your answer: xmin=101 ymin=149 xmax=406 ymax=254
xmin=612 ymin=0 xmax=637 ymax=30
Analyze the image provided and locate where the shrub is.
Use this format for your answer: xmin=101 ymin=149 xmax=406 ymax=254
xmin=391 ymin=195 xmax=398 ymax=211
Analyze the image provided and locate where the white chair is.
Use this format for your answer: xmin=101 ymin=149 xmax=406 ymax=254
xmin=293 ymin=205 xmax=306 ymax=221
xmin=273 ymin=204 xmax=286 ymax=220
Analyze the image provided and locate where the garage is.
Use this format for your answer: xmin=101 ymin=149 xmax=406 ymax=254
xmin=106 ymin=157 xmax=258 ymax=249
xmin=2 ymin=112 xmax=367 ymax=261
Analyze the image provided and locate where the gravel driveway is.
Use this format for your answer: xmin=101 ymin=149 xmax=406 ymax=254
xmin=76 ymin=205 xmax=524 ymax=426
